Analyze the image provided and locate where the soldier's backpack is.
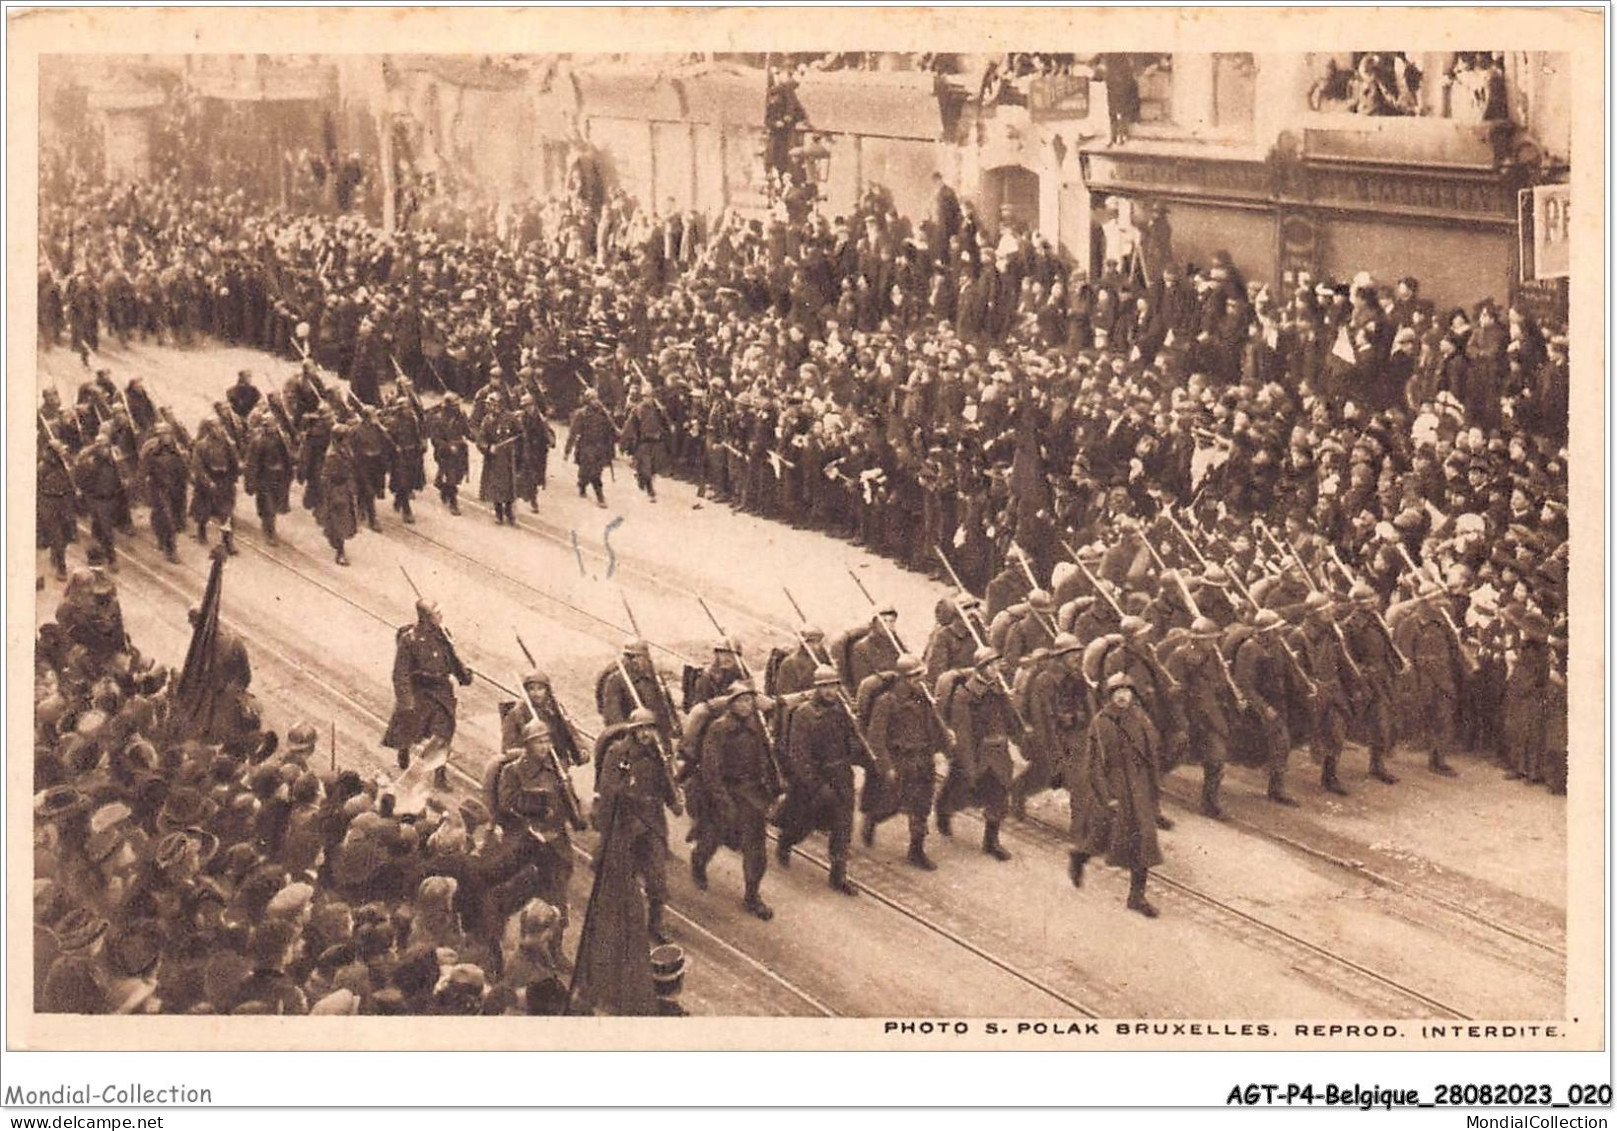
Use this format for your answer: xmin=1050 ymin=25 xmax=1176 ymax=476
xmin=763 ymin=645 xmax=790 ymax=698
xmin=593 ymin=665 xmax=617 ymax=716
xmin=680 ymin=664 xmax=703 ymax=713
xmin=591 ymin=721 xmax=637 ymax=782
xmin=934 ymin=668 xmax=973 ymax=727
xmin=481 ymin=749 xmax=520 ymax=822
xmin=854 ymin=671 xmax=900 ymax=729
xmin=829 ymin=623 xmax=870 ymax=690
xmin=987 ymin=605 xmax=1025 ymax=652
xmin=679 ymin=697 xmax=724 ymax=764
xmin=1081 ymin=633 xmax=1124 ymax=687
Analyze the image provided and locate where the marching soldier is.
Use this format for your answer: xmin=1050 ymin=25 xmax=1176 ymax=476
xmin=1340 ymin=582 xmax=1402 ymax=784
xmin=1294 ymin=591 xmax=1358 ymax=795
xmin=478 ymin=397 xmax=524 ymax=526
xmin=1231 ymin=608 xmax=1301 ymax=806
xmin=38 ymin=426 xmax=78 ymax=581
xmin=594 ymin=708 xmax=682 ymax=944
xmin=297 ymin=403 xmax=334 ymax=513
xmin=502 ymin=671 xmax=586 ymax=770
xmin=1011 ymin=632 xmax=1086 ymax=819
xmin=863 ymin=654 xmax=951 ymax=868
xmin=1391 ymin=581 xmax=1468 ymax=778
xmin=384 ymin=386 xmax=427 ymax=524
xmin=690 ymin=639 xmax=746 ymax=707
xmin=837 ymin=604 xmax=903 ymax=691
xmin=351 ymin=404 xmax=394 ymax=533
xmin=430 ymin=393 xmax=471 ymax=515
xmin=515 ymin=393 xmax=554 ymax=512
xmin=775 ymin=665 xmax=865 ymax=894
xmin=383 ymin=598 xmax=473 ymax=786
xmin=188 ymin=417 xmax=240 ymax=555
xmin=74 ymin=427 xmax=126 ymax=572
xmin=597 ymin=639 xmax=679 ymax=756
xmin=1000 ymin=589 xmax=1058 ymax=669
xmin=936 ymin=646 xmax=1019 ymax=861
xmin=566 ymin=389 xmax=616 ymax=508
xmin=1068 ymin=672 xmax=1166 ymax=918
xmin=243 ymin=408 xmax=295 ymax=545
xmin=137 ymin=421 xmax=189 ymax=564
xmin=621 ymin=386 xmax=672 ymax=502
xmin=768 ymin=626 xmax=829 ymax=696
xmin=488 ymin=717 xmax=575 ymax=958
xmin=689 ymin=681 xmax=780 ymax=921
xmin=317 ymin=423 xmax=361 ymax=566
xmin=923 ymin=592 xmax=984 ymax=682
xmin=1164 ymin=616 xmax=1242 ymax=818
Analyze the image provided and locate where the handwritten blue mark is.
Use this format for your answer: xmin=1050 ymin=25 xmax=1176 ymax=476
xmin=569 ymin=529 xmax=587 ymax=577
xmin=603 ymin=516 xmax=625 ymax=578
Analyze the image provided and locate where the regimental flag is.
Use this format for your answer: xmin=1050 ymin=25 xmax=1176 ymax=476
xmin=565 ymin=794 xmax=658 ymax=1016
xmin=169 ymin=548 xmax=226 ymax=741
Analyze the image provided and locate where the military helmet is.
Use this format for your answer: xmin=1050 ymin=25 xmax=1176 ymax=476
xmin=1253 ymin=609 xmax=1284 ymax=630
xmin=522 ymin=670 xmax=550 ymax=689
xmin=623 ymin=638 xmax=651 ymax=657
xmin=1104 ymin=671 xmax=1137 ymax=696
xmin=726 ymin=679 xmax=757 ymax=700
xmin=628 ymin=708 xmax=658 ymax=729
xmin=1349 ymin=581 xmax=1377 ymax=603
xmin=801 ymin=625 xmax=824 ymax=641
xmin=1190 ymin=616 xmax=1220 ymax=637
xmin=1028 ymin=589 xmax=1055 ymax=613
xmin=1304 ymin=591 xmax=1331 ymax=612
xmin=521 ymin=718 xmax=552 ymax=744
xmin=812 ymin=665 xmax=841 ymax=687
xmin=972 ymin=646 xmax=1001 ymax=668
xmin=1049 ymin=633 xmax=1082 ymax=656
xmin=1119 ymin=615 xmax=1150 ymax=636
xmin=895 ymin=654 xmax=925 ymax=677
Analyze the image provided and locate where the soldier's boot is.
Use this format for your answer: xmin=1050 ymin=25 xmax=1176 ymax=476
xmin=860 ymin=815 xmax=877 ymax=848
xmin=1068 ymin=851 xmax=1088 ymax=889
xmin=1200 ymin=764 xmax=1226 ymax=820
xmin=334 ymin=540 xmax=350 ymax=567
xmin=401 ymin=497 xmax=416 ymax=525
xmin=689 ymin=853 xmax=710 ymax=891
xmin=593 ymin=485 xmax=607 ymax=508
xmin=1428 ymin=748 xmax=1458 ymax=777
xmin=1369 ymin=747 xmax=1398 ymax=784
xmin=828 ymin=859 xmax=858 ymax=896
xmin=165 ymin=542 xmax=180 ymax=565
xmin=105 ymin=546 xmax=119 ymax=573
xmin=647 ymin=900 xmax=671 ymax=946
xmin=222 ymin=525 xmax=238 ymax=556
xmin=1126 ymin=868 xmax=1159 ymax=919
xmin=397 ymin=745 xmax=410 ymax=771
xmin=368 ymin=511 xmax=382 ymax=533
xmin=906 ymin=830 xmax=937 ymax=872
xmin=447 ymin=489 xmax=461 ymax=516
xmin=433 ymin=764 xmax=449 ymax=789
xmin=741 ymin=853 xmax=773 ymax=919
xmin=981 ymin=821 xmax=1012 ymax=862
xmin=527 ymin=494 xmax=539 ymax=514
xmin=775 ymin=838 xmax=794 ymax=868
xmin=1266 ymin=770 xmax=1299 ymax=808
xmin=263 ymin=513 xmax=279 ymax=545
xmin=934 ymin=806 xmax=953 ymax=838
xmin=195 ymin=520 xmax=209 ymax=544
xmin=50 ymin=547 xmax=67 ymax=581
xmin=1321 ymin=754 xmax=1350 ymax=796
xmin=1155 ymin=813 xmax=1175 ymax=831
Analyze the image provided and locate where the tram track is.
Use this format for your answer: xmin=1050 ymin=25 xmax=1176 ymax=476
xmin=124 ymin=530 xmax=1101 ymax=1018
xmin=113 ymin=548 xmax=837 ymax=1019
xmin=455 ymin=491 xmax=1565 ymax=970
xmin=369 ymin=512 xmax=1488 ymax=1018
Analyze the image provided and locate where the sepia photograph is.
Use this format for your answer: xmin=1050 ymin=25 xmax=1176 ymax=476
xmin=5 ymin=5 xmax=1605 ymax=1082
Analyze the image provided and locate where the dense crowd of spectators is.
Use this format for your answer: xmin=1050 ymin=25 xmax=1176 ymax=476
xmin=34 ymin=566 xmax=577 ymax=1015
xmin=38 ymin=153 xmax=1571 ymax=789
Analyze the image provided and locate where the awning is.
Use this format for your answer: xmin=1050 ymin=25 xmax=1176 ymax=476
xmin=792 ymin=71 xmax=946 ymax=139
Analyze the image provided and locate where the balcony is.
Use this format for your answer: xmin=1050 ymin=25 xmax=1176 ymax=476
xmin=1302 ymin=114 xmax=1513 ymax=171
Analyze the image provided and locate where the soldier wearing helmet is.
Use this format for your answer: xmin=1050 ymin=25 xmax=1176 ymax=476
xmin=486 ymin=716 xmax=575 ymax=950
xmin=1164 ymin=615 xmax=1243 ymax=818
xmin=1012 ymin=632 xmax=1087 ymax=819
xmin=429 ymin=392 xmax=472 ymax=515
xmin=775 ymin=665 xmax=866 ymax=895
xmin=1339 ymin=581 xmax=1401 ymax=784
xmin=860 ymin=654 xmax=950 ymax=868
xmin=1230 ymin=606 xmax=1302 ymax=806
xmin=690 ymin=681 xmax=780 ymax=920
xmin=597 ymin=639 xmax=677 ymax=755
xmin=501 ymin=670 xmax=586 ymax=769
xmin=1069 ymin=671 xmax=1166 ymax=918
xmin=935 ymin=646 xmax=1021 ymax=861
xmin=382 ymin=598 xmax=472 ymax=787
xmin=594 ymin=707 xmax=681 ymax=944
